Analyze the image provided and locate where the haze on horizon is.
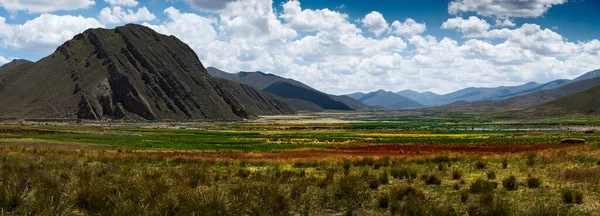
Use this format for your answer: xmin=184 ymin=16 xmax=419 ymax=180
xmin=0 ymin=0 xmax=599 ymax=95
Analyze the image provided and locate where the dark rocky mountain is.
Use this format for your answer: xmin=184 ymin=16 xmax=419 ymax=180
xmin=0 ymin=59 xmax=33 ymax=73
xmin=355 ymin=90 xmax=422 ymax=109
xmin=0 ymin=24 xmax=311 ymax=120
xmin=207 ymin=67 xmax=370 ymax=110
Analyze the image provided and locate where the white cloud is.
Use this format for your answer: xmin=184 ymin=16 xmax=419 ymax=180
xmin=0 ymin=55 xmax=10 ymax=64
xmin=495 ymin=18 xmax=515 ymax=27
xmin=186 ymin=0 xmax=237 ymax=11
xmin=0 ymin=0 xmax=95 ymax=13
xmin=441 ymin=16 xmax=490 ymax=37
xmin=143 ymin=7 xmax=217 ymax=50
xmin=479 ymin=23 xmax=579 ymax=56
xmin=582 ymin=40 xmax=600 ymax=53
xmin=448 ymin=0 xmax=568 ymax=18
xmin=0 ymin=16 xmax=12 ymax=38
xmin=104 ymin=0 xmax=138 ymax=7
xmin=361 ymin=11 xmax=388 ymax=36
xmin=99 ymin=6 xmax=156 ymax=24
xmin=1 ymin=14 xmax=104 ymax=51
xmin=281 ymin=0 xmax=359 ymax=34
xmin=391 ymin=18 xmax=426 ymax=37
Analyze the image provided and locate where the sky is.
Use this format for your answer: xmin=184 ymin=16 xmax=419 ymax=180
xmin=0 ymin=0 xmax=599 ymax=95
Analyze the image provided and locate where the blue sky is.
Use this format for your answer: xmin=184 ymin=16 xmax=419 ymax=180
xmin=0 ymin=0 xmax=599 ymax=95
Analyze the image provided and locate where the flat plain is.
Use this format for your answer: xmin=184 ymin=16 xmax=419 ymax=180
xmin=1 ymin=111 xmax=600 ymax=215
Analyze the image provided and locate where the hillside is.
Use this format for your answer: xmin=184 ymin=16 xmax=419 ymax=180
xmin=207 ymin=67 xmax=370 ymax=110
xmin=357 ymin=90 xmax=422 ymax=109
xmin=0 ymin=24 xmax=306 ymax=120
xmin=434 ymin=76 xmax=600 ymax=111
xmin=526 ymin=84 xmax=600 ymax=115
xmin=0 ymin=59 xmax=33 ymax=73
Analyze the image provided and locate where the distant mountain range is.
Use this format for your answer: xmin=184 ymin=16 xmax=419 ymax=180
xmin=207 ymin=67 xmax=371 ymax=111
xmin=347 ymin=90 xmax=422 ymax=109
xmin=347 ymin=69 xmax=600 ymax=109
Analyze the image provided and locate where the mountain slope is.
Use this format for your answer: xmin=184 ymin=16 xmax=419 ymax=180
xmin=357 ymin=90 xmax=422 ymax=109
xmin=527 ymin=84 xmax=600 ymax=115
xmin=436 ymin=76 xmax=600 ymax=111
xmin=207 ymin=67 xmax=370 ymax=110
xmin=0 ymin=24 xmax=303 ymax=120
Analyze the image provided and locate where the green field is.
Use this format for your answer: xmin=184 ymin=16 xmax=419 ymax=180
xmin=1 ymin=112 xmax=600 ymax=215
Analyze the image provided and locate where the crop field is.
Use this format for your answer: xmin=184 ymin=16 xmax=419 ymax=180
xmin=1 ymin=112 xmax=600 ymax=215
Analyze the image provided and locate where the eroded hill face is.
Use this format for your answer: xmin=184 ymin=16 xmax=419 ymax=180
xmin=0 ymin=24 xmax=297 ymax=120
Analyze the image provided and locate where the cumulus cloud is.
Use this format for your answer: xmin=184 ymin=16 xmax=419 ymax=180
xmin=361 ymin=11 xmax=388 ymax=36
xmin=479 ymin=23 xmax=579 ymax=56
xmin=186 ymin=0 xmax=237 ymax=11
xmin=0 ymin=16 xmax=12 ymax=38
xmin=391 ymin=18 xmax=426 ymax=37
xmin=281 ymin=0 xmax=359 ymax=34
xmin=1 ymin=14 xmax=104 ymax=51
xmin=495 ymin=18 xmax=516 ymax=27
xmin=0 ymin=55 xmax=10 ymax=64
xmin=0 ymin=0 xmax=95 ymax=13
xmin=104 ymin=0 xmax=139 ymax=7
xmin=441 ymin=16 xmax=490 ymax=37
xmin=99 ymin=6 xmax=156 ymax=24
xmin=448 ymin=0 xmax=568 ymax=18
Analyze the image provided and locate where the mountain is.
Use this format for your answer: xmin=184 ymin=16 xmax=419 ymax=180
xmin=435 ymin=76 xmax=600 ymax=111
xmin=207 ymin=67 xmax=370 ymax=110
xmin=0 ymin=59 xmax=33 ymax=73
xmin=0 ymin=24 xmax=310 ymax=120
xmin=346 ymin=92 xmax=366 ymax=100
xmin=396 ymin=90 xmax=440 ymax=106
xmin=526 ymin=83 xmax=600 ymax=115
xmin=355 ymin=90 xmax=422 ymax=109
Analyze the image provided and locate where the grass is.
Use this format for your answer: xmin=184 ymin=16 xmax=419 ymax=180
xmin=0 ymin=116 xmax=599 ymax=214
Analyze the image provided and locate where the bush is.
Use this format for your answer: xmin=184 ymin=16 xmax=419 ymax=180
xmin=526 ymin=153 xmax=536 ymax=167
xmin=237 ymin=169 xmax=251 ymax=178
xmin=377 ymin=195 xmax=389 ymax=209
xmin=527 ymin=177 xmax=541 ymax=188
xmin=502 ymin=176 xmax=518 ymax=191
xmin=460 ymin=191 xmax=469 ymax=203
xmin=487 ymin=171 xmax=496 ymax=180
xmin=424 ymin=175 xmax=441 ymax=185
xmin=452 ymin=170 xmax=462 ymax=180
xmin=368 ymin=178 xmax=380 ymax=190
xmin=334 ymin=175 xmax=369 ymax=210
xmin=562 ymin=190 xmax=583 ymax=204
xmin=437 ymin=164 xmax=445 ymax=171
xmin=475 ymin=161 xmax=486 ymax=169
xmin=390 ymin=167 xmax=417 ymax=179
xmin=469 ymin=179 xmax=497 ymax=193
xmin=502 ymin=159 xmax=508 ymax=169
xmin=378 ymin=170 xmax=389 ymax=185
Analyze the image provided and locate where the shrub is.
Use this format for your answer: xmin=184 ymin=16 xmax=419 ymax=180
xmin=526 ymin=153 xmax=536 ymax=167
xmin=437 ymin=164 xmax=445 ymax=171
xmin=527 ymin=177 xmax=541 ymax=188
xmin=460 ymin=191 xmax=469 ymax=203
xmin=562 ymin=190 xmax=583 ymax=204
xmin=469 ymin=179 xmax=497 ymax=194
xmin=502 ymin=176 xmax=518 ymax=191
xmin=453 ymin=183 xmax=460 ymax=191
xmin=237 ymin=169 xmax=251 ymax=178
xmin=377 ymin=195 xmax=389 ymax=209
xmin=502 ymin=159 xmax=508 ymax=169
xmin=378 ymin=170 xmax=389 ymax=185
xmin=390 ymin=167 xmax=417 ymax=180
xmin=424 ymin=175 xmax=441 ymax=185
xmin=487 ymin=171 xmax=496 ymax=180
xmin=334 ymin=174 xmax=369 ymax=210
xmin=368 ymin=178 xmax=380 ymax=190
xmin=475 ymin=161 xmax=486 ymax=169
xmin=452 ymin=170 xmax=462 ymax=180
